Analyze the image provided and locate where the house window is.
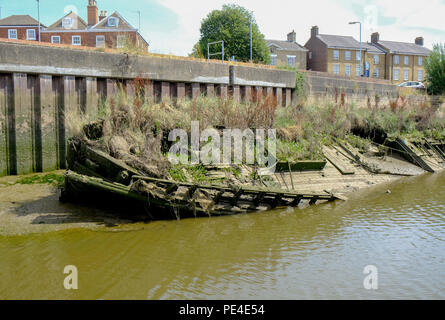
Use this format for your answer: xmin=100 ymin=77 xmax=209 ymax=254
xmin=404 ymin=56 xmax=409 ymax=65
xmin=62 ymin=17 xmax=73 ymax=29
xmin=72 ymin=35 xmax=81 ymax=46
xmin=394 ymin=55 xmax=399 ymax=65
xmin=333 ymin=50 xmax=339 ymax=60
xmin=8 ymin=29 xmax=17 ymax=39
xmin=108 ymin=17 xmax=119 ymax=27
xmin=96 ymin=35 xmax=105 ymax=48
xmin=404 ymin=69 xmax=409 ymax=81
xmin=394 ymin=69 xmax=400 ymax=81
xmin=345 ymin=64 xmax=351 ymax=76
xmin=287 ymin=55 xmax=296 ymax=66
xmin=51 ymin=36 xmax=60 ymax=44
xmin=374 ymin=55 xmax=379 ymax=65
xmin=418 ymin=70 xmax=423 ymax=81
xmin=333 ymin=64 xmax=340 ymax=75
xmin=356 ymin=64 xmax=361 ymax=77
xmin=356 ymin=51 xmax=361 ymax=61
xmin=117 ymin=35 xmax=127 ymax=48
xmin=270 ymin=54 xmax=277 ymax=66
xmin=373 ymin=69 xmax=379 ymax=78
xmin=345 ymin=51 xmax=351 ymax=61
xmin=26 ymin=29 xmax=36 ymax=40
xmin=418 ymin=57 xmax=423 ymax=66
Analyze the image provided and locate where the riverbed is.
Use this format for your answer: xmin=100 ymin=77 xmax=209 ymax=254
xmin=0 ymin=171 xmax=444 ymax=299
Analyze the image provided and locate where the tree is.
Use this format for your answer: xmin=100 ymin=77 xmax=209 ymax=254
xmin=425 ymin=43 xmax=445 ymax=95
xmin=191 ymin=4 xmax=270 ymax=64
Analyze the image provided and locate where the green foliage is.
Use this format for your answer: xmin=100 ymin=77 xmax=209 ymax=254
xmin=16 ymin=173 xmax=65 ymax=187
xmin=169 ymin=165 xmax=209 ymax=183
xmin=277 ymin=66 xmax=306 ymax=96
xmin=425 ymin=43 xmax=445 ymax=95
xmin=193 ymin=4 xmax=270 ymax=64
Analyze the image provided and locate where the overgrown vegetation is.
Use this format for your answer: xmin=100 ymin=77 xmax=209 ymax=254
xmin=425 ymin=43 xmax=445 ymax=95
xmin=15 ymin=173 xmax=65 ymax=187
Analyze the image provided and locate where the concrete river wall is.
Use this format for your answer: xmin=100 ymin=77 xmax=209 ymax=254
xmin=0 ymin=41 xmax=397 ymax=176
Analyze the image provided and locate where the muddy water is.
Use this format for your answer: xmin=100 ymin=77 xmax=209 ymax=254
xmin=1 ymin=171 xmax=445 ymax=300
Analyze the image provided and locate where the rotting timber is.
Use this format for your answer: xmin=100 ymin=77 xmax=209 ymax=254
xmin=62 ymin=136 xmax=342 ymax=220
xmin=61 ymin=121 xmax=445 ymax=221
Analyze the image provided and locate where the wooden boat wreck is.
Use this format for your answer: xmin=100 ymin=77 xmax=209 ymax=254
xmin=61 ymin=138 xmax=343 ymax=220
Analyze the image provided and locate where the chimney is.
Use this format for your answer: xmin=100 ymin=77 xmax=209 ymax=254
xmin=311 ymin=26 xmax=319 ymax=38
xmin=371 ymin=32 xmax=380 ymax=44
xmin=287 ymin=30 xmax=296 ymax=43
xmin=415 ymin=37 xmax=424 ymax=46
xmin=99 ymin=10 xmax=106 ymax=21
xmin=87 ymin=0 xmax=98 ymax=26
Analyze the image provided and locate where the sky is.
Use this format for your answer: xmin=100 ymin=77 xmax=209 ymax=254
xmin=0 ymin=0 xmax=444 ymax=56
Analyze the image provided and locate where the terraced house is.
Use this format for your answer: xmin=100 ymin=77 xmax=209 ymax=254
xmin=266 ymin=31 xmax=308 ymax=70
xmin=304 ymin=26 xmax=386 ymax=79
xmin=0 ymin=14 xmax=45 ymax=41
xmin=40 ymin=0 xmax=148 ymax=51
xmin=370 ymin=32 xmax=431 ymax=84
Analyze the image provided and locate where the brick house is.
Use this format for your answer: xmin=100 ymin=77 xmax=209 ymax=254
xmin=40 ymin=0 xmax=149 ymax=51
xmin=0 ymin=15 xmax=45 ymax=41
xmin=370 ymin=33 xmax=431 ymax=84
xmin=266 ymin=31 xmax=308 ymax=70
xmin=304 ymin=26 xmax=386 ymax=79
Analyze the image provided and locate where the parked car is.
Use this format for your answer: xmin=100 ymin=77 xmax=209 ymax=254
xmin=398 ymin=81 xmax=425 ymax=89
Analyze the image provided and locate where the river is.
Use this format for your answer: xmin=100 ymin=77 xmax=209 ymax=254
xmin=1 ymin=171 xmax=444 ymax=300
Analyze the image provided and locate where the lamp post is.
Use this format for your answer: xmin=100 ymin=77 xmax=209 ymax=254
xmin=37 ymin=0 xmax=41 ymax=42
xmin=349 ymin=21 xmax=362 ymax=76
xmin=250 ymin=13 xmax=253 ymax=62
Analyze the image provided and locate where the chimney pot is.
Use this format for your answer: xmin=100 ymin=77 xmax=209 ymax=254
xmin=415 ymin=37 xmax=424 ymax=46
xmin=287 ymin=30 xmax=296 ymax=42
xmin=311 ymin=26 xmax=319 ymax=38
xmin=371 ymin=32 xmax=380 ymax=44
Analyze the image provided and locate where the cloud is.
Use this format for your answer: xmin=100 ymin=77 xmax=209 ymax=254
xmin=152 ymin=0 xmax=444 ymax=55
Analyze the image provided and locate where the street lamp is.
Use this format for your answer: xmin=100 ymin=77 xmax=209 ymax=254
xmin=37 ymin=0 xmax=41 ymax=42
xmin=349 ymin=21 xmax=362 ymax=76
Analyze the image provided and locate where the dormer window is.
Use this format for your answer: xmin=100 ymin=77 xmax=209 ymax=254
xmin=108 ymin=17 xmax=119 ymax=27
xmin=62 ymin=17 xmax=73 ymax=29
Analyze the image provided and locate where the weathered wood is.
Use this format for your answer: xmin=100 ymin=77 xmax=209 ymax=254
xmin=323 ymin=146 xmax=355 ymax=175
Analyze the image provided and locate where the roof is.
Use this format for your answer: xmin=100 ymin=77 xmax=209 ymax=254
xmin=266 ymin=39 xmax=308 ymax=52
xmin=46 ymin=11 xmax=88 ymax=30
xmin=376 ymin=40 xmax=431 ymax=56
xmin=90 ymin=12 xmax=135 ymax=31
xmin=361 ymin=42 xmax=386 ymax=54
xmin=316 ymin=34 xmax=361 ymax=49
xmin=0 ymin=15 xmax=45 ymax=27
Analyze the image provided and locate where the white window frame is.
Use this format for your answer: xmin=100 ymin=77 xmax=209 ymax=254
xmin=270 ymin=54 xmax=277 ymax=66
xmin=8 ymin=29 xmax=17 ymax=39
xmin=418 ymin=69 xmax=423 ymax=81
xmin=356 ymin=51 xmax=361 ymax=61
xmin=117 ymin=35 xmax=127 ymax=48
xmin=108 ymin=17 xmax=119 ymax=27
xmin=26 ymin=29 xmax=36 ymax=40
xmin=345 ymin=64 xmax=351 ymax=76
xmin=96 ymin=35 xmax=105 ymax=48
xmin=333 ymin=63 xmax=340 ymax=75
xmin=404 ymin=56 xmax=409 ymax=65
xmin=287 ymin=55 xmax=296 ymax=66
xmin=374 ymin=55 xmax=379 ymax=65
xmin=72 ymin=35 xmax=81 ymax=46
xmin=418 ymin=57 xmax=423 ymax=66
xmin=404 ymin=69 xmax=409 ymax=81
xmin=356 ymin=64 xmax=361 ymax=77
xmin=394 ymin=69 xmax=400 ymax=81
xmin=345 ymin=51 xmax=351 ymax=61
xmin=51 ymin=36 xmax=61 ymax=44
xmin=394 ymin=55 xmax=400 ymax=65
xmin=62 ymin=17 xmax=73 ymax=29
xmin=333 ymin=50 xmax=339 ymax=60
